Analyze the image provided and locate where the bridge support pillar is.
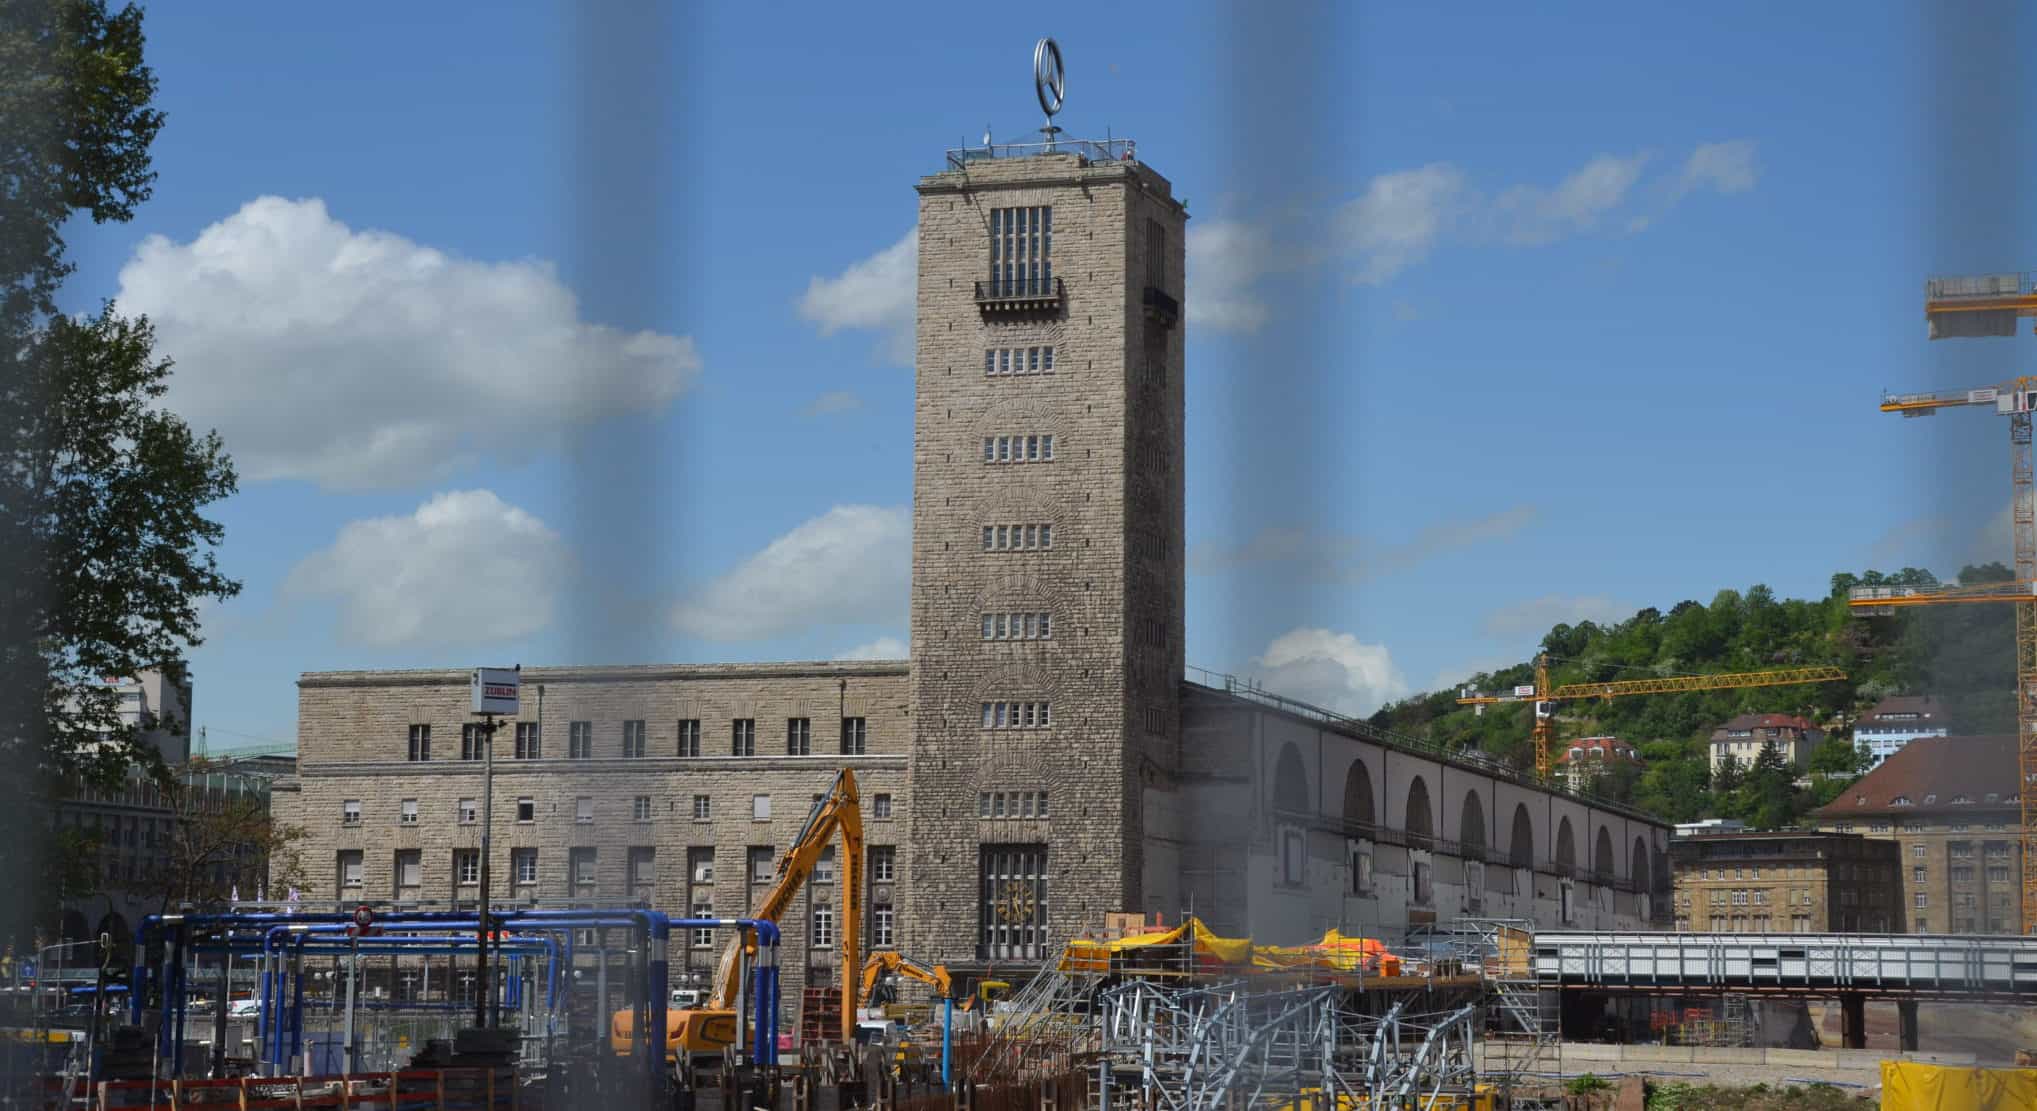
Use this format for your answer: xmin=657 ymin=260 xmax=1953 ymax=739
xmin=1840 ymin=994 xmax=1866 ymax=1050
xmin=1897 ymin=999 xmax=1919 ymax=1052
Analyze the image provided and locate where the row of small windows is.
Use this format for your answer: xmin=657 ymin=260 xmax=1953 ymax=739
xmin=1887 ymin=792 xmax=2001 ymax=806
xmin=982 ymin=524 xmax=1053 ymax=551
xmin=982 ymin=612 xmax=1052 ymax=640
xmin=348 ymin=844 xmax=895 ymax=894
xmin=983 ymin=434 xmax=1055 ymax=464
xmin=404 ymin=717 xmax=870 ymax=760
xmin=978 ymin=791 xmax=1049 ymax=819
xmin=980 ymin=701 xmax=1052 ymax=729
xmin=342 ymin=791 xmax=896 ymax=826
xmin=989 ymin=206 xmax=1052 ymax=296
xmin=985 ymin=346 xmax=1055 ymax=376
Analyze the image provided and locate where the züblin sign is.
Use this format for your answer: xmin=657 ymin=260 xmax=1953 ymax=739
xmin=471 ymin=666 xmax=520 ymax=715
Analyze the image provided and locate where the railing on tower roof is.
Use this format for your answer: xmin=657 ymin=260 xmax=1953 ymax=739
xmin=944 ymin=136 xmax=1137 ymax=171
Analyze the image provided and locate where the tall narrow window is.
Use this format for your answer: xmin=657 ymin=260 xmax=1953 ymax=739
xmin=622 ymin=720 xmax=646 ymax=759
xmin=989 ymin=206 xmax=1052 ymax=295
xmin=841 ymin=717 xmax=867 ymax=755
xmin=787 ymin=717 xmax=812 ymax=756
xmin=677 ymin=719 xmax=701 ymax=758
xmin=979 ymin=844 xmax=1049 ymax=960
xmin=733 ymin=718 xmax=756 ymax=757
xmin=513 ymin=722 xmax=541 ymax=759
xmin=461 ymin=723 xmax=485 ymax=761
xmin=407 ymin=724 xmax=431 ymax=762
xmin=569 ymin=721 xmax=592 ymax=760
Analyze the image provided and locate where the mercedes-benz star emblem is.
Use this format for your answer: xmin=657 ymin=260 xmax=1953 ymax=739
xmin=1034 ymin=37 xmax=1065 ymax=119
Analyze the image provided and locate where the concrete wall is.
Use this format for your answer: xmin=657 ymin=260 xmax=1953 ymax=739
xmin=1177 ymin=687 xmax=1671 ymax=942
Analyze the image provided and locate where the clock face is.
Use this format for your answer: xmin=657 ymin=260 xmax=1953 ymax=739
xmin=995 ymin=879 xmax=1037 ymax=923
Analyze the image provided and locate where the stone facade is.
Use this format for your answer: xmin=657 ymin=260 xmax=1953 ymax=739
xmin=905 ymin=153 xmax=1187 ymax=963
xmin=275 ymin=662 xmax=911 ymax=1000
xmin=1669 ymin=830 xmax=1901 ymax=933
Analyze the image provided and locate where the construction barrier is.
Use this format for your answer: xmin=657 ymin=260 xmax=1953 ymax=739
xmin=1880 ymin=1060 xmax=2037 ymax=1111
xmin=89 ymin=1069 xmax=516 ymax=1111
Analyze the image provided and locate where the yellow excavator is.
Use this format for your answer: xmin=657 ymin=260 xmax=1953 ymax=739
xmin=858 ymin=951 xmax=956 ymax=1009
xmin=613 ymin=768 xmax=864 ymax=1062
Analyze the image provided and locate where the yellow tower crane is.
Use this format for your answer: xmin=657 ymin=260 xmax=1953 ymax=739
xmin=1456 ymin=653 xmax=1847 ymax=779
xmin=1853 ymin=269 xmax=2037 ymax=932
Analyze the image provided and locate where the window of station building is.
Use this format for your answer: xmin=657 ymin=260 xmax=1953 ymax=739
xmin=395 ymin=850 xmax=422 ymax=894
xmin=981 ymin=523 xmax=1053 ymax=551
xmin=812 ymin=904 xmax=834 ymax=949
xmin=692 ymin=794 xmax=711 ymax=820
xmin=454 ymin=849 xmax=479 ymax=886
xmin=871 ymin=793 xmax=892 ymax=818
xmin=514 ymin=722 xmax=541 ymax=759
xmin=342 ymin=799 xmax=361 ymax=825
xmin=787 ymin=717 xmax=812 ymax=756
xmin=812 ymin=846 xmax=836 ymax=884
xmin=690 ymin=901 xmax=715 ymax=948
xmin=458 ymin=798 xmax=477 ymax=825
xmin=633 ymin=795 xmax=652 ymax=822
xmin=984 ymin=345 xmax=1056 ymax=377
xmin=733 ymin=718 xmax=756 ymax=757
xmin=748 ymin=847 xmax=774 ymax=885
xmin=988 ymin=206 xmax=1051 ymax=296
xmin=400 ymin=799 xmax=418 ymax=825
xmin=979 ymin=843 xmax=1048 ymax=960
xmin=840 ymin=717 xmax=866 ymax=756
xmin=979 ymin=701 xmax=1052 ymax=729
xmin=515 ymin=797 xmax=534 ymax=823
xmin=571 ymin=848 xmax=597 ymax=891
xmin=406 ymin=724 xmax=431 ymax=762
xmin=623 ymin=720 xmax=647 ymax=759
xmin=870 ymin=845 xmax=896 ymax=883
xmin=460 ymin=723 xmax=485 ymax=760
xmin=629 ymin=847 xmax=656 ymax=900
xmin=752 ymin=794 xmax=771 ymax=821
xmin=569 ymin=721 xmax=592 ymax=760
xmin=575 ymin=796 xmax=593 ymax=823
xmin=338 ymin=850 xmax=363 ymax=889
xmin=981 ymin=433 xmax=1055 ymax=464
xmin=873 ymin=905 xmax=896 ymax=948
xmin=1915 ymin=892 xmax=1929 ymax=908
xmin=676 ymin=718 xmax=702 ymax=757
xmin=512 ymin=848 xmax=537 ymax=886
xmin=982 ymin=612 xmax=1052 ymax=640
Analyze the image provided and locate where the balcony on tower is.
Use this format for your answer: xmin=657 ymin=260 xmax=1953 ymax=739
xmin=973 ymin=275 xmax=1064 ymax=315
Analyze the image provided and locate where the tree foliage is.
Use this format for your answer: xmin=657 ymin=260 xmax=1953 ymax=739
xmin=117 ymin=760 xmax=306 ymax=914
xmin=1 ymin=1 xmax=238 ymax=948
xmin=1371 ymin=568 xmax=2009 ymax=827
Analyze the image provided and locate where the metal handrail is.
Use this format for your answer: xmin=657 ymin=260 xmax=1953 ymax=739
xmin=944 ymin=137 xmax=1136 ymax=169
xmin=974 ymin=276 xmax=1064 ymax=302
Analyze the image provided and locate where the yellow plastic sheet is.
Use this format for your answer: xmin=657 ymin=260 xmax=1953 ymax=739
xmin=1880 ymin=1060 xmax=2037 ymax=1110
xmin=1060 ymin=917 xmax=1398 ymax=976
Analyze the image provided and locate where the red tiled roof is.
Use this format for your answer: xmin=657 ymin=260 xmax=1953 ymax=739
xmin=1713 ymin=712 xmax=1816 ymax=733
xmin=1811 ymin=734 xmax=2018 ymax=817
xmin=1556 ymin=736 xmax=1644 ymax=765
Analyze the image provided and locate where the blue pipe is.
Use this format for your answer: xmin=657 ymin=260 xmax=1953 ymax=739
xmin=943 ymin=995 xmax=953 ymax=1088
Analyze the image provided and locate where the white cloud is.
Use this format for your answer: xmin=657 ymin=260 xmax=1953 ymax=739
xmin=1189 ymin=505 xmax=1538 ymax=582
xmin=1494 ymin=153 xmax=1651 ymax=246
xmin=801 ymin=390 xmax=864 ymax=418
xmin=797 ymin=227 xmax=917 ymax=364
xmin=1334 ymin=163 xmax=1468 ymax=283
xmin=835 ymin=636 xmax=907 ymax=660
xmin=1186 ymin=220 xmax=1278 ymax=332
xmin=1678 ymin=140 xmax=1759 ymax=197
xmin=1252 ymin=628 xmax=1409 ymax=717
xmin=118 ymin=197 xmax=701 ymax=490
xmin=672 ymin=505 xmax=908 ymax=640
xmin=285 ymin=490 xmax=568 ymax=647
xmin=1480 ymin=594 xmax=1630 ymax=641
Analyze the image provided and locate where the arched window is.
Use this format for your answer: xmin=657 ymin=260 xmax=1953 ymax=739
xmin=1405 ymin=777 xmax=1433 ymax=850
xmin=1342 ymin=761 xmax=1375 ymax=832
xmin=1509 ymin=804 xmax=1535 ymax=870
xmin=1459 ymin=790 xmax=1486 ymax=853
xmin=1631 ymin=836 xmax=1651 ymax=894
xmin=1594 ymin=826 xmax=1615 ymax=880
xmin=1556 ymin=817 xmax=1577 ymax=871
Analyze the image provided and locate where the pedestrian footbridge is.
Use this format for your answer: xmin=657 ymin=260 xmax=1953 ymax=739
xmin=1533 ymin=931 xmax=2037 ymax=1003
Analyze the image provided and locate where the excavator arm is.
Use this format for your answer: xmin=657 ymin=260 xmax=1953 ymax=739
xmin=708 ymin=768 xmax=863 ymax=1043
xmin=859 ymin=951 xmax=953 ymax=1007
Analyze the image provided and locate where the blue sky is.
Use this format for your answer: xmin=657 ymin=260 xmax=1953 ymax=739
xmin=61 ymin=2 xmax=2035 ymax=751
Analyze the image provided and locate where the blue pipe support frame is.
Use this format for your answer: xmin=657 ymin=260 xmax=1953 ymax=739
xmin=142 ymin=909 xmax=778 ymax=1083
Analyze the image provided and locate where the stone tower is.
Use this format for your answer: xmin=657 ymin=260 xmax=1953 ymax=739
xmin=907 ymin=144 xmax=1187 ymax=964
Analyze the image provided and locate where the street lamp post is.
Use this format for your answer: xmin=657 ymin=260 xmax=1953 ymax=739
xmin=475 ymin=711 xmax=497 ymax=1029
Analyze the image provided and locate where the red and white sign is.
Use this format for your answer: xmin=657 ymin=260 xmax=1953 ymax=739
xmin=471 ymin=667 xmax=520 ymax=714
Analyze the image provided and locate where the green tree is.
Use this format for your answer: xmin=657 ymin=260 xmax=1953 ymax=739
xmin=1807 ymin=734 xmax=1865 ymax=778
xmin=119 ymin=760 xmax=305 ymax=914
xmin=1745 ymin=741 xmax=1795 ymax=829
xmin=1 ymin=1 xmax=237 ymax=948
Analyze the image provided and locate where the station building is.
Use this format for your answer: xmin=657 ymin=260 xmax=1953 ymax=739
xmin=276 ymin=135 xmax=1670 ymax=1005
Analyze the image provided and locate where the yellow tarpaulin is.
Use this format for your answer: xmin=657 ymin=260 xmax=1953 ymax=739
xmin=1060 ymin=917 xmax=1398 ymax=976
xmin=1880 ymin=1060 xmax=2037 ymax=1110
